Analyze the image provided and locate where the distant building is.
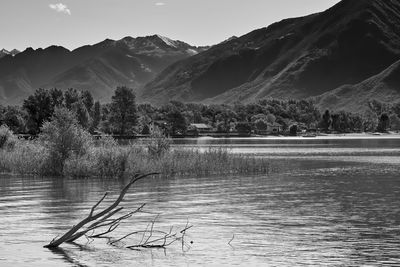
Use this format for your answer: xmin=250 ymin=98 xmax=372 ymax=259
xmin=188 ymin=123 xmax=213 ymax=134
xmin=267 ymin=122 xmax=282 ymax=134
xmin=255 ymin=122 xmax=282 ymax=135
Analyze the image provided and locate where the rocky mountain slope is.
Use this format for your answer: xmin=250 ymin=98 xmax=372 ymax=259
xmin=317 ymin=59 xmax=400 ymax=113
xmin=142 ymin=0 xmax=400 ymax=111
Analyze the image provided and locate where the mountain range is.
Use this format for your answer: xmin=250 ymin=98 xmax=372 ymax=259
xmin=0 ymin=35 xmax=206 ymax=105
xmin=1 ymin=0 xmax=400 ymax=112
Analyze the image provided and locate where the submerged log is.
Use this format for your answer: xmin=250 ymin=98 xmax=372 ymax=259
xmin=44 ymin=173 xmax=158 ymax=248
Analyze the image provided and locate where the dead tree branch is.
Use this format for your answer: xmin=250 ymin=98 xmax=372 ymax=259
xmin=44 ymin=173 xmax=158 ymax=248
xmin=122 ymin=216 xmax=193 ymax=250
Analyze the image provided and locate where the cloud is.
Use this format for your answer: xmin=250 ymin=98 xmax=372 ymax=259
xmin=155 ymin=2 xmax=166 ymax=6
xmin=49 ymin=3 xmax=71 ymax=15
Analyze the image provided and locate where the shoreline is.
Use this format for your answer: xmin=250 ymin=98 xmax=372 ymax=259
xmin=173 ymin=133 xmax=400 ymax=140
xmin=17 ymin=132 xmax=400 ymax=141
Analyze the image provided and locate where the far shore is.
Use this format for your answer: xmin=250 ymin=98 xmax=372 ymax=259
xmin=170 ymin=132 xmax=400 ymax=140
xmin=16 ymin=132 xmax=400 ymax=141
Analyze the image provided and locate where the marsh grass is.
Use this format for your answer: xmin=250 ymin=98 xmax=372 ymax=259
xmin=62 ymin=144 xmax=270 ymax=178
xmin=0 ymin=140 xmax=50 ymax=175
xmin=0 ymin=124 xmax=270 ymax=178
xmin=1 ymin=140 xmax=270 ymax=178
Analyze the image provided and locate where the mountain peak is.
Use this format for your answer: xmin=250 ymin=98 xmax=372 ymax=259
xmin=10 ymin=49 xmax=20 ymax=55
xmin=154 ymin=34 xmax=179 ymax=48
xmin=0 ymin=48 xmax=20 ymax=58
xmin=115 ymin=34 xmax=196 ymax=53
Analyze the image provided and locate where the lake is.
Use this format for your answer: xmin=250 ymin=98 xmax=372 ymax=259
xmin=1 ymin=137 xmax=400 ymax=266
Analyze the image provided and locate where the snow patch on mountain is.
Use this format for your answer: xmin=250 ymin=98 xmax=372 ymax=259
xmin=186 ymin=49 xmax=198 ymax=55
xmin=156 ymin=34 xmax=178 ymax=48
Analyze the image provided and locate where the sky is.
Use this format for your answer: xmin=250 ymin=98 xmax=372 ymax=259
xmin=0 ymin=0 xmax=341 ymax=51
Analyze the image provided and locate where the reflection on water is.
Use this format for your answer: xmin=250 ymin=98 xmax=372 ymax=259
xmin=1 ymin=138 xmax=400 ymax=266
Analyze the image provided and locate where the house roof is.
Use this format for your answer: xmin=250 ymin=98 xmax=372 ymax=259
xmin=267 ymin=122 xmax=282 ymax=127
xmin=190 ymin=123 xmax=212 ymax=129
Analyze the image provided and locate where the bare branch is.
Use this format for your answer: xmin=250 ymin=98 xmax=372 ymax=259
xmin=124 ymin=217 xmax=193 ymax=250
xmin=228 ymin=234 xmax=235 ymax=246
xmin=44 ymin=173 xmax=158 ymax=248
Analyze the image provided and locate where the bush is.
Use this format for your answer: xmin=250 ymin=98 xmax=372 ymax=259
xmin=147 ymin=126 xmax=171 ymax=158
xmin=0 ymin=125 xmax=18 ymax=150
xmin=39 ymin=107 xmax=93 ymax=175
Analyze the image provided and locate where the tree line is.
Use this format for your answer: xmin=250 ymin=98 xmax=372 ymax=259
xmin=1 ymin=87 xmax=400 ymax=136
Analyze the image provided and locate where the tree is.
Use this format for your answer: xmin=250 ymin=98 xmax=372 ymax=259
xmin=266 ymin=114 xmax=276 ymax=124
xmin=377 ymin=113 xmax=390 ymax=132
xmin=338 ymin=111 xmax=350 ymax=133
xmin=91 ymin=101 xmax=101 ymax=131
xmin=109 ymin=86 xmax=138 ymax=135
xmin=289 ymin=124 xmax=298 ymax=136
xmin=331 ymin=113 xmax=340 ymax=132
xmin=320 ymin=110 xmax=331 ymax=132
xmin=49 ymin=88 xmax=64 ymax=107
xmin=193 ymin=110 xmax=203 ymax=123
xmin=254 ymin=119 xmax=268 ymax=134
xmin=100 ymin=104 xmax=112 ymax=133
xmin=64 ymin=88 xmax=80 ymax=109
xmin=236 ymin=122 xmax=252 ymax=136
xmin=215 ymin=109 xmax=237 ymax=133
xmin=81 ymin=90 xmax=94 ymax=114
xmin=389 ymin=114 xmax=400 ymax=131
xmin=0 ymin=105 xmax=5 ymax=124
xmin=72 ymin=101 xmax=92 ymax=130
xmin=348 ymin=113 xmax=363 ymax=132
xmin=166 ymin=109 xmax=187 ymax=135
xmin=2 ymin=106 xmax=26 ymax=133
xmin=363 ymin=109 xmax=378 ymax=132
xmin=233 ymin=102 xmax=248 ymax=121
xmin=23 ymin=88 xmax=55 ymax=134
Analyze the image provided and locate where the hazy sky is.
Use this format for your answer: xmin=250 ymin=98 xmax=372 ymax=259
xmin=0 ymin=0 xmax=341 ymax=51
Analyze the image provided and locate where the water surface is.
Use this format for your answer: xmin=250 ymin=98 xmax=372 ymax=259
xmin=1 ymin=137 xmax=400 ymax=266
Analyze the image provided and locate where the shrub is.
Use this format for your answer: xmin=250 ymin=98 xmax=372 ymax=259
xmin=147 ymin=126 xmax=171 ymax=158
xmin=0 ymin=125 xmax=18 ymax=150
xmin=39 ymin=107 xmax=93 ymax=175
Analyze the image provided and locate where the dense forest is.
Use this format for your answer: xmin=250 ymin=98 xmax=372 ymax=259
xmin=1 ymin=87 xmax=399 ymax=136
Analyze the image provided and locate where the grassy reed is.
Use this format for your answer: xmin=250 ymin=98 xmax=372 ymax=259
xmin=63 ymin=145 xmax=270 ymax=178
xmin=1 ymin=109 xmax=270 ymax=178
xmin=0 ymin=140 xmax=50 ymax=176
xmin=0 ymin=139 xmax=270 ymax=178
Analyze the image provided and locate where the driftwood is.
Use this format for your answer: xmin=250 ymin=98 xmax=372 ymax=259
xmin=44 ymin=173 xmax=158 ymax=248
xmin=110 ymin=216 xmax=193 ymax=251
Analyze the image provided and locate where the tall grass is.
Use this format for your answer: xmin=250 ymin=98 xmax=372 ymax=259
xmin=0 ymin=121 xmax=270 ymax=178
xmin=0 ymin=140 xmax=50 ymax=175
xmin=1 ymin=140 xmax=270 ymax=178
